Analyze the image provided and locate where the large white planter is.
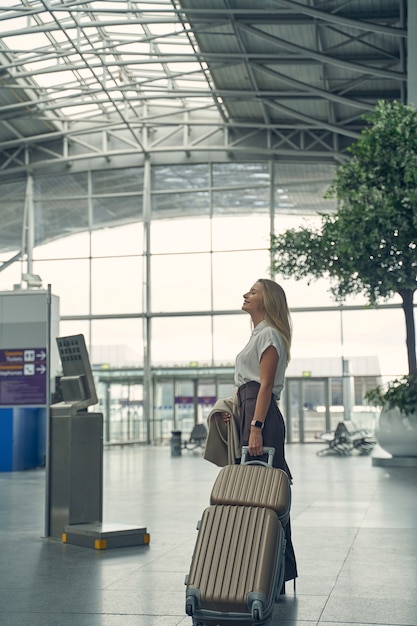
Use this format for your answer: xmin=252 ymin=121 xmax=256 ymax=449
xmin=376 ymin=405 xmax=417 ymax=457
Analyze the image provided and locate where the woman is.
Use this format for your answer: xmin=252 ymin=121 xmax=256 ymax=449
xmin=224 ymin=278 xmax=298 ymax=590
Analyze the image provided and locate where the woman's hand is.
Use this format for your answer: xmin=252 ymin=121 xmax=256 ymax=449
xmin=248 ymin=426 xmax=263 ymax=457
xmin=220 ymin=411 xmax=231 ymax=424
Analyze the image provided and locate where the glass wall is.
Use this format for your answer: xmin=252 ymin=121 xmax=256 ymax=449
xmin=0 ymin=162 xmax=409 ymax=443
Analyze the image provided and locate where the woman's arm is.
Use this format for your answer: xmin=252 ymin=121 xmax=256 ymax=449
xmin=248 ymin=345 xmax=278 ymax=457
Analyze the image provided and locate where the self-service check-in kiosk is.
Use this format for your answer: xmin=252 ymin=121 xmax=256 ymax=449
xmin=48 ymin=334 xmax=149 ymax=549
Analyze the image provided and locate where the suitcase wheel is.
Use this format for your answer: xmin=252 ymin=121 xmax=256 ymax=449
xmin=251 ymin=599 xmax=264 ymax=622
xmin=185 ymin=601 xmax=193 ymax=617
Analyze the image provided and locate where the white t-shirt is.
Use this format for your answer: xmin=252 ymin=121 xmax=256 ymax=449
xmin=234 ymin=320 xmax=287 ymax=399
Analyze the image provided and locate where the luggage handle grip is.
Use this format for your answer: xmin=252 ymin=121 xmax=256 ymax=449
xmin=241 ymin=445 xmax=275 ymax=467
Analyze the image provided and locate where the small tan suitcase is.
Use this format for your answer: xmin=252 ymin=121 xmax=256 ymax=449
xmin=210 ymin=446 xmax=291 ymax=526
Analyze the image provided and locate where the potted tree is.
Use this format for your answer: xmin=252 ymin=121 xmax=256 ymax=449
xmin=365 ymin=376 xmax=417 ymax=457
xmin=270 ymin=100 xmax=417 ymax=458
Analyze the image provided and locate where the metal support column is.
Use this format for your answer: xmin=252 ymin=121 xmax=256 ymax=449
xmin=142 ymin=156 xmax=152 ymax=444
xmin=408 ymin=0 xmax=417 ymax=105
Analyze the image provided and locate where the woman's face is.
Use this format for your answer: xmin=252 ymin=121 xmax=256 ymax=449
xmin=242 ymin=281 xmax=265 ymax=317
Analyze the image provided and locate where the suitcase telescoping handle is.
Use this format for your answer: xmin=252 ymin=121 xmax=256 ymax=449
xmin=241 ymin=445 xmax=275 ymax=467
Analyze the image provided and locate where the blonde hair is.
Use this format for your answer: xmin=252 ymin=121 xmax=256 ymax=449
xmin=258 ymin=278 xmax=292 ymax=364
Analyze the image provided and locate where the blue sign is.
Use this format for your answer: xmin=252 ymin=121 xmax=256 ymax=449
xmin=0 ymin=348 xmax=47 ymax=405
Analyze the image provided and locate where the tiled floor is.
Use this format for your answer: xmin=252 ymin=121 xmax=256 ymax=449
xmin=0 ymin=442 xmax=416 ymax=626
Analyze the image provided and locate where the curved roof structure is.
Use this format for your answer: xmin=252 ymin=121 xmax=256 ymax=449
xmin=0 ymin=0 xmax=409 ymax=258
xmin=0 ymin=0 xmax=407 ymax=177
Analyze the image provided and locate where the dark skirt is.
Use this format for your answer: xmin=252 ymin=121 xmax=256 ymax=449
xmin=237 ymin=380 xmax=298 ymax=583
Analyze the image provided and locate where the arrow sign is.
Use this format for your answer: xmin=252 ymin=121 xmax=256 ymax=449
xmin=0 ymin=347 xmax=47 ymax=405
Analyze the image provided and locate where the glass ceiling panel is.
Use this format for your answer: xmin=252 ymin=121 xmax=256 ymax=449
xmin=0 ymin=0 xmax=219 ymax=124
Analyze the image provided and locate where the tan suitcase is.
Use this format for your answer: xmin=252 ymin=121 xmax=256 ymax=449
xmin=185 ymin=504 xmax=286 ymax=625
xmin=210 ymin=446 xmax=291 ymax=526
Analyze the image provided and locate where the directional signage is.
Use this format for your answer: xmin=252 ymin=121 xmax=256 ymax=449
xmin=0 ymin=348 xmax=47 ymax=406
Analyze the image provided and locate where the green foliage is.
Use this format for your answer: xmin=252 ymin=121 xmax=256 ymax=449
xmin=270 ymin=99 xmax=417 ymax=377
xmin=324 ymin=100 xmax=417 ymax=302
xmin=272 ymin=100 xmax=417 ymax=303
xmin=365 ymin=376 xmax=417 ymax=418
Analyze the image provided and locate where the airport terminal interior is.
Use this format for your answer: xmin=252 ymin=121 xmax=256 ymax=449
xmin=0 ymin=1 xmax=416 ymax=625
xmin=1 ymin=443 xmax=417 ymax=625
